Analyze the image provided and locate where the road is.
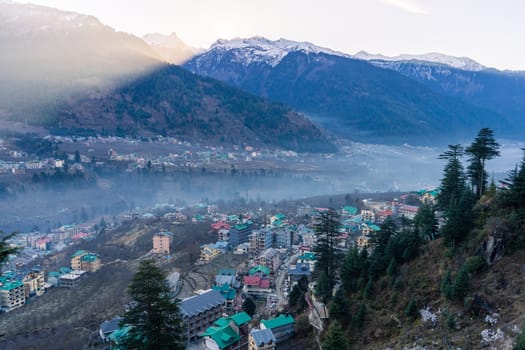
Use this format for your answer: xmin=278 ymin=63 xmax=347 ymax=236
xmin=275 ymin=252 xmax=300 ymax=310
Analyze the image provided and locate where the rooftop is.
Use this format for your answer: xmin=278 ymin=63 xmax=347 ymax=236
xmin=180 ymin=289 xmax=226 ymax=318
xmin=250 ymin=328 xmax=276 ymax=346
xmin=249 ymin=265 xmax=270 ymax=276
xmin=261 ymin=314 xmax=295 ymax=330
xmin=71 ymin=250 xmax=88 ymax=258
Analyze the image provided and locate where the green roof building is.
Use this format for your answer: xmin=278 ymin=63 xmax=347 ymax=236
xmin=260 ymin=314 xmax=295 ymax=344
xmin=201 ymin=312 xmax=251 ymax=349
xmin=249 ymin=265 xmax=270 ymax=276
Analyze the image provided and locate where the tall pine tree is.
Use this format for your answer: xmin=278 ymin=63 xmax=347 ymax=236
xmin=437 ymin=144 xmax=467 ymax=211
xmin=465 ymin=128 xmax=500 ymax=198
xmin=120 ymin=259 xmax=186 ymax=350
xmin=313 ymin=208 xmax=342 ymax=299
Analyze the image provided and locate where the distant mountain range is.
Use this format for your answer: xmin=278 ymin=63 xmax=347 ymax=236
xmin=0 ymin=3 xmax=333 ymax=152
xmin=3 ymin=2 xmax=525 ymax=149
xmin=185 ymin=37 xmax=521 ymax=144
xmin=142 ymin=32 xmax=199 ymax=64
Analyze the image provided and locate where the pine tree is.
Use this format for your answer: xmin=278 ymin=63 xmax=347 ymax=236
xmin=312 ymin=209 xmax=342 ymax=298
xmin=441 ymin=269 xmax=454 ymax=299
xmin=506 ymin=149 xmax=525 ymax=209
xmin=322 ymin=321 xmax=349 ymax=350
xmin=0 ymin=232 xmax=18 ymax=265
xmin=352 ymin=303 xmax=367 ymax=329
xmin=120 ymin=259 xmax=186 ymax=350
xmin=404 ymin=296 xmax=418 ymax=320
xmin=413 ymin=203 xmax=438 ymax=240
xmin=329 ymin=288 xmax=349 ymax=322
xmin=242 ymin=296 xmax=256 ymax=316
xmin=466 ymin=128 xmax=500 ymax=198
xmin=437 ymin=144 xmax=467 ymax=211
xmin=315 ymin=270 xmax=332 ymax=302
xmin=387 ymin=257 xmax=397 ymax=278
xmin=452 ymin=265 xmax=470 ymax=300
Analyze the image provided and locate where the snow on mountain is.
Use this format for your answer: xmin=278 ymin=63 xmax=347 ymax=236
xmin=142 ymin=32 xmax=200 ymax=64
xmin=208 ymin=36 xmax=351 ymax=67
xmin=353 ymin=50 xmax=486 ymax=71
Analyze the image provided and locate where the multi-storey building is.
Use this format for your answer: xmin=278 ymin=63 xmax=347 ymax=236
xmin=23 ymin=270 xmax=45 ymax=297
xmin=260 ymin=314 xmax=295 ymax=344
xmin=153 ymin=231 xmax=172 ymax=254
xmin=201 ymin=312 xmax=252 ymax=350
xmin=180 ymin=289 xmax=226 ymax=342
xmin=248 ymin=229 xmax=273 ymax=256
xmin=255 ymin=248 xmax=281 ymax=274
xmin=229 ymin=223 xmax=253 ymax=246
xmin=71 ymin=250 xmax=101 ymax=272
xmin=0 ymin=278 xmax=26 ymax=311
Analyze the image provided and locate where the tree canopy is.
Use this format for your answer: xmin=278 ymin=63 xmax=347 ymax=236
xmin=120 ymin=259 xmax=186 ymax=350
xmin=465 ymin=128 xmax=500 ymax=198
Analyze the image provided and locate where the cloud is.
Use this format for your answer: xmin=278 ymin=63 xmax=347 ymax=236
xmin=382 ymin=0 xmax=429 ymax=15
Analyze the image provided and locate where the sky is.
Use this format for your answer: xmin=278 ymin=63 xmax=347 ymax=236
xmin=19 ymin=0 xmax=525 ymax=70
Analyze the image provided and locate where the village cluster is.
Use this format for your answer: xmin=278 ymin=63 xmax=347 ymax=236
xmin=0 ymin=186 xmax=438 ymax=349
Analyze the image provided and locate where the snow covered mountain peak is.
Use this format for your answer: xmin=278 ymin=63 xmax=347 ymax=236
xmin=353 ymin=50 xmax=486 ymax=71
xmin=208 ymin=37 xmax=350 ymax=67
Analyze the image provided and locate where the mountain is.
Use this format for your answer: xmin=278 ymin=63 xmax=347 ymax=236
xmin=353 ymin=50 xmax=486 ymax=71
xmin=363 ymin=59 xmax=525 ymax=133
xmin=50 ymin=65 xmax=336 ymax=153
xmin=0 ymin=2 xmax=163 ymax=116
xmin=185 ymin=37 xmax=510 ymax=144
xmin=142 ymin=32 xmax=199 ymax=64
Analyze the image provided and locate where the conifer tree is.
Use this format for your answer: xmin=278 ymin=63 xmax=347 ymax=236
xmin=452 ymin=265 xmax=470 ymax=300
xmin=404 ymin=296 xmax=418 ymax=320
xmin=441 ymin=269 xmax=454 ymax=299
xmin=322 ymin=321 xmax=349 ymax=350
xmin=466 ymin=128 xmax=500 ymax=198
xmin=329 ymin=288 xmax=349 ymax=322
xmin=0 ymin=232 xmax=18 ymax=265
xmin=352 ymin=303 xmax=367 ymax=329
xmin=313 ymin=208 xmax=342 ymax=298
xmin=413 ymin=203 xmax=438 ymax=240
xmin=120 ymin=259 xmax=186 ymax=350
xmin=437 ymin=144 xmax=467 ymax=211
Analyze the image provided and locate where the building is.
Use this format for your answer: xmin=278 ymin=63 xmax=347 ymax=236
xmin=229 ymin=223 xmax=253 ymax=246
xmin=274 ymin=227 xmax=295 ymax=250
xmin=153 ymin=231 xmax=172 ymax=254
xmin=297 ymin=252 xmax=317 ymax=272
xmin=249 ymin=229 xmax=273 ymax=256
xmin=201 ymin=312 xmax=252 ymax=350
xmin=255 ymin=248 xmax=281 ymax=274
xmin=249 ymin=328 xmax=276 ymax=350
xmin=270 ymin=214 xmax=287 ymax=227
xmin=80 ymin=253 xmax=101 ymax=272
xmin=35 ymin=236 xmax=52 ymax=251
xmin=288 ymin=263 xmax=311 ymax=286
xmin=71 ymin=250 xmax=88 ymax=270
xmin=59 ymin=270 xmax=87 ymax=288
xmin=212 ymin=284 xmax=237 ymax=311
xmin=260 ymin=314 xmax=295 ymax=344
xmin=356 ymin=235 xmax=370 ymax=249
xmin=201 ymin=243 xmax=227 ymax=262
xmin=0 ymin=278 xmax=26 ymax=312
xmin=399 ymin=204 xmax=419 ymax=220
xmin=180 ymin=289 xmax=226 ymax=342
xmin=341 ymin=206 xmax=358 ymax=216
xmin=23 ymin=270 xmax=45 ymax=297
xmin=361 ymin=210 xmax=376 ymax=223
xmin=243 ymin=275 xmax=271 ymax=296
xmin=99 ymin=316 xmax=122 ymax=342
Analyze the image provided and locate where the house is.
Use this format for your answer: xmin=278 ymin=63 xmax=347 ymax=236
xmin=215 ymin=268 xmax=238 ymax=287
xmin=0 ymin=277 xmax=26 ymax=312
xmin=249 ymin=265 xmax=270 ymax=277
xmin=153 ymin=231 xmax=172 ymax=254
xmin=288 ymin=263 xmax=311 ymax=286
xmin=99 ymin=316 xmax=122 ymax=342
xmin=376 ymin=209 xmax=394 ymax=223
xmin=360 ymin=210 xmax=376 ymax=223
xmin=249 ymin=328 xmax=276 ymax=350
xmin=341 ymin=206 xmax=358 ymax=216
xmin=212 ymin=284 xmax=237 ymax=311
xmin=243 ymin=275 xmax=271 ymax=296
xmin=274 ymin=227 xmax=295 ymax=250
xmin=356 ymin=235 xmax=370 ymax=249
xmin=59 ymin=270 xmax=87 ymax=288
xmin=180 ymin=289 xmax=226 ymax=342
xmin=297 ymin=252 xmax=317 ymax=272
xmin=260 ymin=314 xmax=295 ymax=344
xmin=23 ymin=269 xmax=45 ymax=297
xmin=71 ymin=250 xmax=88 ymax=270
xmin=270 ymin=214 xmax=287 ymax=227
xmin=201 ymin=243 xmax=228 ymax=262
xmin=255 ymin=248 xmax=281 ymax=274
xmin=211 ymin=222 xmax=231 ymax=231
xmin=201 ymin=312 xmax=252 ymax=350
xmin=35 ymin=236 xmax=52 ymax=251
xmin=80 ymin=253 xmax=101 ymax=272
xmin=399 ymin=204 xmax=419 ymax=220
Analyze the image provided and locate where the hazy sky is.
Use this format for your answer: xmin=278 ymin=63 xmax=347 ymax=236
xmin=21 ymin=0 xmax=525 ymax=70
